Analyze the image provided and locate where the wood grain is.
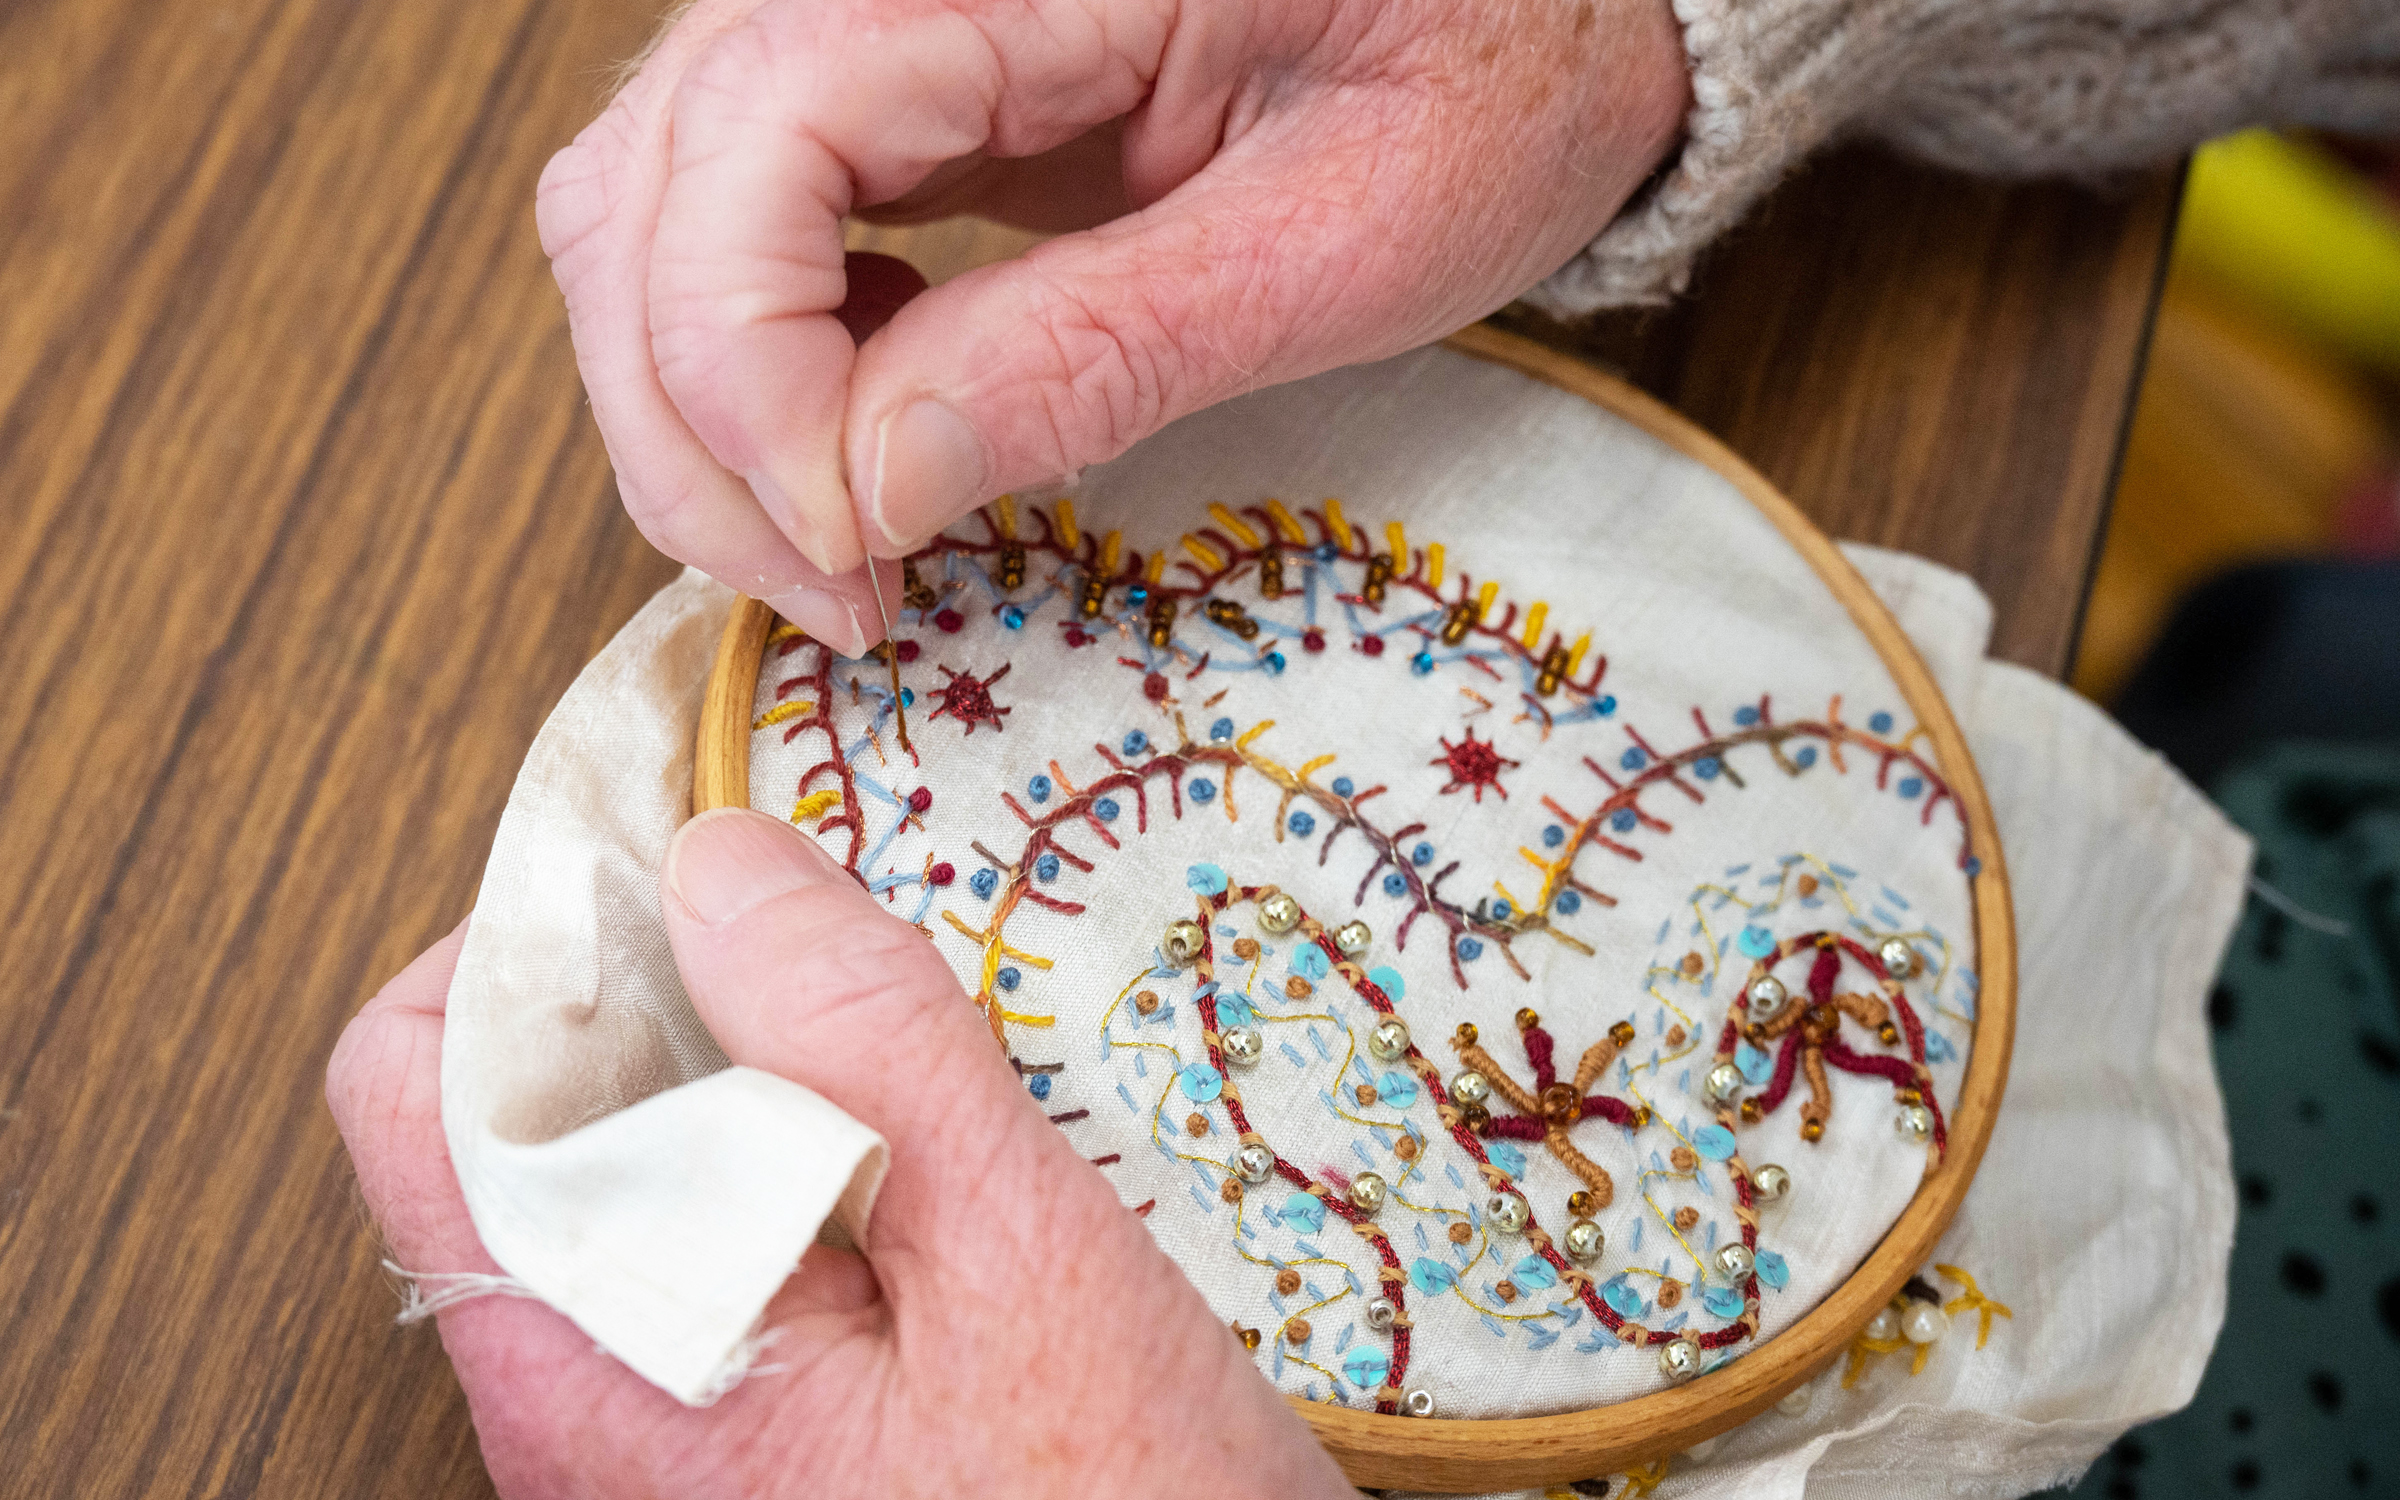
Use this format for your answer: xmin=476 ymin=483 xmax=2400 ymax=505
xmin=695 ymin=327 xmax=2017 ymax=1492
xmin=0 ymin=0 xmax=2159 ymax=1490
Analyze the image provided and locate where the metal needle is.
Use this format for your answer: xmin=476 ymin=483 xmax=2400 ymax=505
xmin=867 ymin=555 xmax=912 ymax=755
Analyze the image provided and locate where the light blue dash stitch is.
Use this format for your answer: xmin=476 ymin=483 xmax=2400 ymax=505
xmin=1481 ymin=1314 xmax=1509 ymax=1339
xmin=1926 ymin=1031 xmax=1958 ymax=1064
xmin=1216 ymin=923 xmax=1239 ymax=938
xmin=1336 ymin=1323 xmax=1354 ymax=1354
xmin=1704 ymin=1220 xmax=1719 ymax=1251
xmin=1756 ymin=1251 xmax=1790 ymax=1289
xmin=1735 ymin=1041 xmax=1773 ymax=1085
xmin=1526 ymin=1324 xmax=1561 ymax=1351
xmin=1189 ymin=1184 xmax=1218 ymax=1215
xmin=1653 ymin=1005 xmax=1666 ymax=1032
xmin=1724 ymin=863 xmax=1752 ymax=878
xmin=1871 ymin=906 xmax=1900 ymax=929
xmin=1272 ymin=1345 xmax=1284 ymax=1379
xmin=1345 ymin=1267 xmax=1364 ymax=1295
xmin=1694 ymin=1124 xmax=1738 ymax=1161
xmin=1308 ymin=1025 xmax=1332 ymax=1061
xmin=1661 ymin=1310 xmax=1689 ymax=1333
xmin=1409 ymin=1257 xmax=1459 ymax=1295
xmin=1377 ymin=1071 xmax=1419 ymax=1107
xmin=1341 ymin=1348 xmax=1389 ymax=1389
xmin=1240 ymin=1218 xmax=1257 ymax=1241
xmin=1116 ymin=1082 xmax=1140 ymax=1113
xmin=1695 ymin=1170 xmax=1716 ymax=1199
xmin=1134 ymin=1052 xmax=1147 ymax=1079
xmin=1829 ymin=863 xmax=1857 ymax=880
xmin=1186 ymin=863 xmax=1229 ymax=895
xmin=1511 ymin=1256 xmax=1558 ymax=1291
xmin=1882 ymin=886 xmax=1911 ymax=910
xmin=1268 ymin=1289 xmax=1288 ymax=1316
xmin=1367 ymin=965 xmax=1405 ymax=1000
xmin=1632 ymin=1218 xmax=1645 ymax=1252
xmin=1352 ymin=1142 xmax=1375 ymax=1169
xmin=1296 ymin=1240 xmax=1323 ymax=1258
xmin=1577 ymin=1330 xmax=1614 ymax=1353
xmin=1151 ymin=1137 xmax=1178 ymax=1163
xmin=1649 ymin=1149 xmax=1667 ymax=1172
xmin=1282 ymin=1193 xmax=1326 ymax=1233
xmin=1280 ymin=1042 xmax=1310 ymax=1069
xmin=1701 ymin=1284 xmax=1744 ymax=1319
xmin=1488 ymin=1142 xmax=1526 ymax=1179
xmin=1445 ymin=1161 xmax=1466 ymax=1190
xmin=1304 ymin=1280 xmax=1325 ymax=1303
xmin=1414 ymin=1222 xmax=1430 ymax=1251
xmin=1655 ymin=916 xmax=1674 ymax=944
xmin=1557 ymin=1304 xmax=1583 ymax=1327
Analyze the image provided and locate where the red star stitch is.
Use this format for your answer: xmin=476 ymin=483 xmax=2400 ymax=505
xmin=1432 ymin=727 xmax=1518 ymax=802
xmin=927 ymin=662 xmax=1013 ymax=735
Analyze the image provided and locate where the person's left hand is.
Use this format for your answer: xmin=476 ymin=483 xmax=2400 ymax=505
xmin=327 ymin=808 xmax=1356 ymax=1499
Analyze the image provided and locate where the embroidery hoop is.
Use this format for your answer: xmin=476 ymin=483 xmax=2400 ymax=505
xmin=694 ymin=323 xmax=2017 ymax=1492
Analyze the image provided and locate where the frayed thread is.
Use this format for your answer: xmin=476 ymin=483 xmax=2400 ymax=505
xmin=383 ymin=1259 xmax=540 ymax=1325
xmin=689 ymin=1324 xmax=789 ymax=1407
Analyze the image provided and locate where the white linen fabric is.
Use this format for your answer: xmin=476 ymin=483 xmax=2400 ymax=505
xmin=439 ymin=344 xmax=2244 ymax=1493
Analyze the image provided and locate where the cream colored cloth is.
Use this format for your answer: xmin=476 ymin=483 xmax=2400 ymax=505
xmin=441 ymin=345 xmax=2245 ymax=1493
xmin=1536 ymin=0 xmax=2400 ymax=312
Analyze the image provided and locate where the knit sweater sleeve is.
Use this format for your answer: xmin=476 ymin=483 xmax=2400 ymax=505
xmin=1528 ymin=0 xmax=2400 ymax=316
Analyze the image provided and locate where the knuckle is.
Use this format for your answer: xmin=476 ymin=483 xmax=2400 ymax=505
xmin=534 ymin=104 xmax=641 ymax=275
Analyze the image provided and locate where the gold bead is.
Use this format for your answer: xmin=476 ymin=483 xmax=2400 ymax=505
xmin=1540 ymin=1082 xmax=1582 ymax=1125
xmin=1568 ymin=1190 xmax=1596 ymax=1217
xmin=1515 ymin=1007 xmax=1540 ymax=1032
xmin=1740 ymin=1097 xmax=1763 ymax=1124
xmin=1237 ymin=1323 xmax=1262 ymax=1350
xmin=1878 ymin=1022 xmax=1900 ymax=1046
xmin=1455 ymin=1022 xmax=1479 ymax=1046
xmin=1801 ymin=1118 xmax=1825 ymax=1142
xmin=1609 ymin=1019 xmax=1636 ymax=1047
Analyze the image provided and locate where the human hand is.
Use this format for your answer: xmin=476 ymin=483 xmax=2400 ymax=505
xmin=327 ymin=808 xmax=1355 ymax=1499
xmin=537 ymin=0 xmax=1689 ymax=655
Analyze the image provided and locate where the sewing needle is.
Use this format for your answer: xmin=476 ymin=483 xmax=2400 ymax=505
xmin=867 ymin=554 xmax=912 ymax=755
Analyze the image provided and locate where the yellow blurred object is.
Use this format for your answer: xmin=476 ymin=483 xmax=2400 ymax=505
xmin=2072 ymin=259 xmax=2389 ymax=701
xmin=2175 ymin=129 xmax=2400 ymax=376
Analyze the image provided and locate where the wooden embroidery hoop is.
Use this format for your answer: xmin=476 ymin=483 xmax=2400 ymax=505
xmin=695 ymin=323 xmax=2017 ymax=1493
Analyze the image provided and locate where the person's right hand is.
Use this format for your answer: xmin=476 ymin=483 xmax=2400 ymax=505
xmin=536 ymin=0 xmax=1689 ymax=655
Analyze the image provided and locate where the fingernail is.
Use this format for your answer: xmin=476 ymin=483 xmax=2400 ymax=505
xmin=764 ymin=583 xmax=872 ymax=659
xmin=665 ymin=808 xmax=838 ymax=927
xmin=865 ymin=397 xmax=987 ymax=551
xmin=747 ymin=468 xmax=855 ymax=577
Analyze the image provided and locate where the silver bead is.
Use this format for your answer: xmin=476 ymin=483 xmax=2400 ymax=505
xmin=1367 ymin=1016 xmax=1410 ymax=1061
xmin=1896 ymin=1103 xmax=1935 ymax=1143
xmin=1332 ymin=920 xmax=1372 ymax=957
xmin=1232 ymin=1142 xmax=1276 ymax=1184
xmin=1363 ymin=1295 xmax=1398 ymax=1332
xmin=1714 ymin=1243 xmax=1756 ymax=1284
xmin=1776 ymin=1384 xmax=1813 ymax=1417
xmin=1348 ymin=1171 xmax=1388 ymax=1214
xmin=1745 ymin=973 xmax=1788 ymax=1018
xmin=1163 ymin=919 xmax=1207 ymax=967
xmin=1484 ymin=1188 xmax=1531 ymax=1234
xmin=1863 ymin=1306 xmax=1900 ymax=1342
xmin=1901 ymin=1301 xmax=1949 ymax=1345
xmin=1704 ymin=1061 xmax=1745 ymax=1103
xmin=1879 ymin=938 xmax=1917 ymax=978
xmin=1751 ymin=1164 xmax=1791 ymax=1204
xmin=1221 ymin=1026 xmax=1265 ymax=1067
xmin=1656 ymin=1337 xmax=1702 ymax=1382
xmin=1258 ymin=892 xmax=1302 ymax=935
xmin=1564 ymin=1218 xmax=1605 ymax=1264
xmin=1450 ymin=1069 xmax=1491 ymax=1106
xmin=1402 ymin=1387 xmax=1436 ymax=1418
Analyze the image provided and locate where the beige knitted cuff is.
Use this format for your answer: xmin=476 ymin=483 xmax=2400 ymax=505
xmin=1527 ymin=0 xmax=1842 ymax=315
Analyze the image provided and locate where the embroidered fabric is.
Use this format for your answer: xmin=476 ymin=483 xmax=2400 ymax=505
xmin=438 ymin=346 xmax=2241 ymax=1493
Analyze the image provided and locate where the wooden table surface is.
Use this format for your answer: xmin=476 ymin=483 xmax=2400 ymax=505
xmin=0 ymin=0 xmax=2174 ymax=1492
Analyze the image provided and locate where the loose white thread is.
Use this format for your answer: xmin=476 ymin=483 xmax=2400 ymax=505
xmin=383 ymin=1259 xmax=540 ymax=1325
xmin=2247 ymin=874 xmax=2353 ymax=938
xmin=690 ymin=1324 xmax=790 ymax=1407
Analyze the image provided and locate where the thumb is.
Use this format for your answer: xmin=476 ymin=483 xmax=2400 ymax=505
xmin=659 ymin=808 xmax=1106 ymax=1271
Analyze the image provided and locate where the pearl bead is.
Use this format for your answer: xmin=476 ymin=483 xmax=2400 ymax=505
xmin=1484 ymin=1189 xmax=1531 ymax=1234
xmin=1450 ymin=1070 xmax=1491 ymax=1106
xmin=1776 ymin=1384 xmax=1813 ymax=1417
xmin=1746 ymin=974 xmax=1787 ymax=1018
xmin=1332 ymin=920 xmax=1373 ymax=957
xmin=1363 ymin=1295 xmax=1397 ymax=1332
xmin=1221 ymin=1026 xmax=1264 ymax=1067
xmin=1863 ymin=1307 xmax=1900 ymax=1342
xmin=1564 ymin=1218 xmax=1605 ymax=1264
xmin=1879 ymin=938 xmax=1917 ymax=978
xmin=1402 ymin=1387 xmax=1435 ymax=1418
xmin=1901 ymin=1301 xmax=1948 ymax=1345
xmin=1232 ymin=1143 xmax=1276 ymax=1184
xmin=1714 ymin=1243 xmax=1756 ymax=1284
xmin=1704 ymin=1061 xmax=1744 ymax=1103
xmin=1751 ymin=1163 xmax=1791 ymax=1204
xmin=1348 ymin=1171 xmax=1388 ymax=1214
xmin=1896 ymin=1103 xmax=1935 ymax=1143
xmin=1367 ymin=1016 xmax=1410 ymax=1061
xmin=1258 ymin=893 xmax=1302 ymax=934
xmin=1656 ymin=1337 xmax=1702 ymax=1382
xmin=1682 ymin=1435 xmax=1722 ymax=1462
xmin=1163 ymin=919 xmax=1207 ymax=967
